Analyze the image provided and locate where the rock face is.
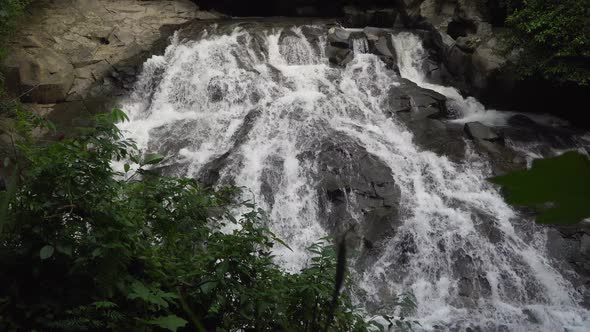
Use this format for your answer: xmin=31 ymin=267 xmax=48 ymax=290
xmin=4 ymin=48 xmax=74 ymax=103
xmin=381 ymin=78 xmax=468 ymax=161
xmin=195 ymin=0 xmax=509 ymax=96
xmin=2 ymin=0 xmax=220 ymax=129
xmin=402 ymin=0 xmax=511 ymax=102
xmin=191 ymin=0 xmax=590 ymax=125
xmin=325 ymin=26 xmax=401 ymax=71
xmin=547 ymin=223 xmax=590 ymax=308
xmin=307 ymin=134 xmax=402 ymax=252
xmin=464 ymin=122 xmax=503 ymax=142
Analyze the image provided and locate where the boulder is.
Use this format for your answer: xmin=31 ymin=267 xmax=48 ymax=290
xmin=399 ymin=79 xmax=449 ymax=119
xmin=546 ymin=223 xmax=590 ymax=308
xmin=374 ymin=35 xmax=397 ymax=58
xmin=348 ymin=32 xmax=370 ymax=53
xmin=503 ymin=122 xmax=581 ymax=150
xmin=304 ymin=134 xmax=402 ymax=251
xmin=327 ymin=27 xmax=350 ymax=48
xmin=1 ymin=0 xmax=208 ymax=120
xmin=363 ymin=27 xmax=387 ymax=41
xmin=382 ymin=86 xmax=412 ymax=114
xmin=326 ymin=46 xmax=354 ymax=67
xmin=462 ymin=121 xmax=529 ymax=176
xmin=382 ymin=80 xmax=466 ymax=161
xmin=464 ymin=122 xmax=502 ymax=142
xmin=3 ymin=48 xmax=74 ymax=103
xmin=455 ymin=36 xmax=480 ymax=53
xmin=471 ymin=45 xmax=506 ymax=90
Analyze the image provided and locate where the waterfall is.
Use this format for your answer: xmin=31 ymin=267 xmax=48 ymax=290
xmin=351 ymin=36 xmax=370 ymax=54
xmin=119 ymin=25 xmax=590 ymax=331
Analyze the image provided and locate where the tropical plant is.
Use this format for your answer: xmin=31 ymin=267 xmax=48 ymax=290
xmin=502 ymin=0 xmax=590 ymax=85
xmin=0 ymin=109 xmax=399 ymax=331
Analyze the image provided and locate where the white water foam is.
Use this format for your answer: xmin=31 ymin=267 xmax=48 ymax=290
xmin=120 ymin=26 xmax=590 ymax=331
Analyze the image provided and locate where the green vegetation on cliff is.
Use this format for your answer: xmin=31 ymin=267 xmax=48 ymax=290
xmin=0 ymin=110 xmax=411 ymax=331
xmin=0 ymin=0 xmax=30 ymax=104
xmin=503 ymin=0 xmax=590 ymax=85
xmin=0 ymin=0 xmax=29 ymax=51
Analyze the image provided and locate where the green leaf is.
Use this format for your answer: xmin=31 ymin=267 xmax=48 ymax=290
xmin=199 ymin=281 xmax=218 ymax=294
xmin=92 ymin=301 xmax=118 ymax=309
xmin=142 ymin=153 xmax=165 ymax=166
xmin=490 ymin=151 xmax=590 ymax=224
xmin=128 ymin=281 xmax=169 ymax=308
xmin=124 ymin=163 xmax=130 ymax=173
xmin=0 ymin=167 xmax=17 ymax=234
xmin=40 ymin=245 xmax=55 ymax=260
xmin=147 ymin=315 xmax=188 ymax=331
xmin=111 ymin=108 xmax=129 ymax=124
xmin=270 ymin=232 xmax=293 ymax=252
xmin=56 ymin=243 xmax=73 ymax=256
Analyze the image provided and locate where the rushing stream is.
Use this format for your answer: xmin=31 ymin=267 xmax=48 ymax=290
xmin=119 ymin=24 xmax=590 ymax=331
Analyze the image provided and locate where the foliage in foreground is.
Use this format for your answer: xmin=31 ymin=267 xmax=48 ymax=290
xmin=490 ymin=151 xmax=590 ymax=225
xmin=0 ymin=110 xmax=382 ymax=331
xmin=502 ymin=0 xmax=590 ymax=85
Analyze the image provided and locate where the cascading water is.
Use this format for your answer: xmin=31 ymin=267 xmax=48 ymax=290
xmin=119 ymin=24 xmax=590 ymax=331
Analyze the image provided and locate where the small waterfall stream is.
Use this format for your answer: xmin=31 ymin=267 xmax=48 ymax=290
xmin=119 ymin=24 xmax=590 ymax=331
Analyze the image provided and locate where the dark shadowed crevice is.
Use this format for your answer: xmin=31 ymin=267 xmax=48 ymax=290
xmin=447 ymin=18 xmax=477 ymax=39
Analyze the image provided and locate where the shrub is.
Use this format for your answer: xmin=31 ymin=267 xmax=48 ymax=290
xmin=503 ymin=0 xmax=590 ymax=85
xmin=0 ymin=110 xmax=377 ymax=331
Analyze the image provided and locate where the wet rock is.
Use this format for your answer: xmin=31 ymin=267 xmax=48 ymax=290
xmin=301 ymin=25 xmax=326 ymax=43
xmin=363 ymin=27 xmax=388 ymax=41
xmin=545 ymin=222 xmax=590 ymax=309
xmin=326 ymin=46 xmax=354 ymax=67
xmin=382 ymin=86 xmax=412 ymax=114
xmin=581 ymin=234 xmax=590 ymax=256
xmin=464 ymin=122 xmax=503 ymax=143
xmin=447 ymin=18 xmax=478 ymax=40
xmin=2 ymin=0 xmax=214 ymax=120
xmin=476 ymin=275 xmax=492 ymax=298
xmin=455 ymin=36 xmax=480 ymax=54
xmin=452 ymin=249 xmax=475 ymax=279
xmin=304 ymin=134 xmax=401 ymax=252
xmin=374 ymin=35 xmax=397 ymax=59
xmin=278 ymin=29 xmax=300 ymax=43
xmin=522 ymin=308 xmax=541 ymax=324
xmin=472 ymin=212 xmax=504 ymax=244
xmin=458 ymin=277 xmax=474 ymax=297
xmin=382 ymin=80 xmax=466 ymax=160
xmin=394 ymin=232 xmax=418 ymax=268
xmin=3 ymin=48 xmax=74 ymax=103
xmin=399 ymin=79 xmax=449 ymax=119
xmin=348 ymin=32 xmax=370 ymax=53
xmin=503 ymin=122 xmax=581 ymax=151
xmin=198 ymin=108 xmax=261 ymax=187
xmin=409 ymin=117 xmax=467 ymax=161
xmin=327 ymin=27 xmax=350 ymax=48
xmin=471 ymin=138 xmax=527 ymax=176
xmin=207 ymin=77 xmax=228 ymax=102
xmin=401 ymin=0 xmax=511 ymax=103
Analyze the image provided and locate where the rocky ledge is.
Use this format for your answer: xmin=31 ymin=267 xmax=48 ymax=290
xmin=2 ymin=0 xmax=220 ymax=129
